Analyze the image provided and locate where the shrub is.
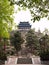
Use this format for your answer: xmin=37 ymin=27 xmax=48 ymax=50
xmin=40 ymin=50 xmax=49 ymax=61
xmin=0 ymin=50 xmax=7 ymax=61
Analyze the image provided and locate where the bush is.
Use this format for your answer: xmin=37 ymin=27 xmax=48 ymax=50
xmin=0 ymin=50 xmax=7 ymax=61
xmin=40 ymin=50 xmax=49 ymax=61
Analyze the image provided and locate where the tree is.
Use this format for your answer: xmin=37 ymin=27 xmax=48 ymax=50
xmin=9 ymin=0 xmax=49 ymax=22
xmin=10 ymin=31 xmax=24 ymax=53
xmin=26 ymin=29 xmax=39 ymax=55
xmin=43 ymin=28 xmax=49 ymax=35
xmin=0 ymin=0 xmax=14 ymax=40
xmin=39 ymin=34 xmax=49 ymax=52
xmin=0 ymin=1 xmax=14 ymax=61
xmin=39 ymin=34 xmax=49 ymax=60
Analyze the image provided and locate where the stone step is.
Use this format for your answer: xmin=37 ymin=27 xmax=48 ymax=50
xmin=17 ymin=58 xmax=32 ymax=64
xmin=5 ymin=64 xmax=46 ymax=65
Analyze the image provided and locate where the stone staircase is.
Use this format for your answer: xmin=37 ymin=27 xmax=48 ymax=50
xmin=17 ymin=58 xmax=32 ymax=64
xmin=5 ymin=56 xmax=48 ymax=65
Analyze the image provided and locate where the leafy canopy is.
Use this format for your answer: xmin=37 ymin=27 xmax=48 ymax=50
xmin=39 ymin=34 xmax=49 ymax=51
xmin=26 ymin=29 xmax=39 ymax=53
xmin=9 ymin=0 xmax=49 ymax=22
xmin=0 ymin=0 xmax=14 ymax=38
xmin=10 ymin=31 xmax=24 ymax=52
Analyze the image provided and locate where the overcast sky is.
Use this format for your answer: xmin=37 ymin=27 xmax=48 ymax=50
xmin=13 ymin=5 xmax=49 ymax=32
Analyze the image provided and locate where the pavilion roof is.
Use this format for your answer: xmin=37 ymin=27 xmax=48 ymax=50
xmin=18 ymin=22 xmax=31 ymax=27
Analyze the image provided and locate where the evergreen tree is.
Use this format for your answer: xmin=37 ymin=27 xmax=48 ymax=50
xmin=26 ymin=29 xmax=39 ymax=55
xmin=10 ymin=31 xmax=24 ymax=53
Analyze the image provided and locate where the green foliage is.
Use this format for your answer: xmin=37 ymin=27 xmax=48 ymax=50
xmin=9 ymin=0 xmax=49 ymax=21
xmin=10 ymin=31 xmax=24 ymax=52
xmin=43 ymin=28 xmax=49 ymax=34
xmin=0 ymin=0 xmax=14 ymax=57
xmin=0 ymin=38 xmax=10 ymax=52
xmin=40 ymin=50 xmax=49 ymax=61
xmin=0 ymin=0 xmax=14 ymax=38
xmin=39 ymin=34 xmax=49 ymax=60
xmin=39 ymin=34 xmax=49 ymax=52
xmin=0 ymin=50 xmax=7 ymax=61
xmin=26 ymin=29 xmax=39 ymax=54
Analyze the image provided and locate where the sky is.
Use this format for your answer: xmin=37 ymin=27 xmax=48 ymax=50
xmin=13 ymin=5 xmax=49 ymax=32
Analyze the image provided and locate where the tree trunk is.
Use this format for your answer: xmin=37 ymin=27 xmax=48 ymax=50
xmin=0 ymin=37 xmax=2 ymax=42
